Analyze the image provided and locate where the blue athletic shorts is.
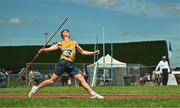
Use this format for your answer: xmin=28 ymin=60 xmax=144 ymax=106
xmin=54 ymin=59 xmax=79 ymax=78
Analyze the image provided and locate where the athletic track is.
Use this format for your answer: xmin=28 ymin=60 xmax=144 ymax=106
xmin=0 ymin=94 xmax=180 ymax=99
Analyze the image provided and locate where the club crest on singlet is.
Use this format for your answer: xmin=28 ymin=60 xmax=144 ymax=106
xmin=63 ymin=48 xmax=73 ymax=57
xmin=60 ymin=41 xmax=77 ymax=62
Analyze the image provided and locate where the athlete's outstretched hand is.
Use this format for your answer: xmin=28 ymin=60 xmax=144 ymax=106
xmin=38 ymin=48 xmax=46 ymax=55
xmin=94 ymin=50 xmax=100 ymax=55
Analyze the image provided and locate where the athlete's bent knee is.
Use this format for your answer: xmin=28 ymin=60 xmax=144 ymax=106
xmin=48 ymin=79 xmax=55 ymax=85
xmin=79 ymin=76 xmax=85 ymax=82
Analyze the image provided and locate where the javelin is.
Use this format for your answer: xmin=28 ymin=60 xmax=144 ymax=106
xmin=16 ymin=18 xmax=69 ymax=81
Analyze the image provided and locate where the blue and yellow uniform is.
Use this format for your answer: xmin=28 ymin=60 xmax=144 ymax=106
xmin=55 ymin=40 xmax=79 ymax=77
xmin=60 ymin=40 xmax=77 ymax=62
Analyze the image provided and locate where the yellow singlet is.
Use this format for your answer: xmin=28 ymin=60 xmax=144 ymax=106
xmin=60 ymin=40 xmax=77 ymax=62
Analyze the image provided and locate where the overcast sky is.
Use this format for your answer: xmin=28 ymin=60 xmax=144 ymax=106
xmin=0 ymin=0 xmax=180 ymax=67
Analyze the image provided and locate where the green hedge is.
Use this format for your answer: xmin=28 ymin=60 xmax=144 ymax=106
xmin=0 ymin=40 xmax=168 ymax=72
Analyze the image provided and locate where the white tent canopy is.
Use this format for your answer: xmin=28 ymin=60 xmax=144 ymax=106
xmin=87 ymin=54 xmax=127 ymax=68
xmin=87 ymin=54 xmax=127 ymax=87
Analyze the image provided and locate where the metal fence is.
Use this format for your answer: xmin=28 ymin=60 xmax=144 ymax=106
xmin=1 ymin=63 xmax=179 ymax=88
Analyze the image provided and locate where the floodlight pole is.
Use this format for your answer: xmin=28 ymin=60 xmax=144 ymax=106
xmin=102 ymin=27 xmax=105 ymax=82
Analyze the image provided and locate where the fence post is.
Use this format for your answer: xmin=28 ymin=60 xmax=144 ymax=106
xmin=7 ymin=74 xmax=9 ymax=87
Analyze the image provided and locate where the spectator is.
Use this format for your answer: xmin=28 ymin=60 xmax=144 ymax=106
xmin=28 ymin=70 xmax=35 ymax=87
xmin=139 ymin=75 xmax=145 ymax=86
xmin=61 ymin=72 xmax=69 ymax=86
xmin=155 ymin=56 xmax=170 ymax=86
xmin=17 ymin=68 xmax=27 ymax=87
xmin=67 ymin=78 xmax=72 ymax=86
xmin=151 ymin=71 xmax=156 ymax=86
xmin=156 ymin=73 xmax=162 ymax=86
xmin=0 ymin=71 xmax=6 ymax=88
xmin=145 ymin=73 xmax=151 ymax=85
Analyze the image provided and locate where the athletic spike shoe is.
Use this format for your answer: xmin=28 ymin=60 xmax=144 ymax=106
xmin=90 ymin=93 xmax=104 ymax=99
xmin=28 ymin=86 xmax=38 ymax=98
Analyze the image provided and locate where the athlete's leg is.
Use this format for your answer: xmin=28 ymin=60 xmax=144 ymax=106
xmin=37 ymin=73 xmax=59 ymax=89
xmin=74 ymin=73 xmax=104 ymax=99
xmin=74 ymin=73 xmax=93 ymax=93
xmin=29 ymin=73 xmax=59 ymax=98
xmin=68 ymin=61 xmax=104 ymax=99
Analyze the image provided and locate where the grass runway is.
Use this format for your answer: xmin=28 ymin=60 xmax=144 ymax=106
xmin=0 ymin=86 xmax=180 ymax=107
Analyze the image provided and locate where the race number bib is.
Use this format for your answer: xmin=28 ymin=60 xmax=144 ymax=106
xmin=63 ymin=49 xmax=72 ymax=57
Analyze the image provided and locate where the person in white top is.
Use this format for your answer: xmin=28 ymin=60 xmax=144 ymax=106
xmin=155 ymin=56 xmax=170 ymax=86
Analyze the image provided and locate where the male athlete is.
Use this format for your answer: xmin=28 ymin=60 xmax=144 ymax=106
xmin=29 ymin=29 xmax=104 ymax=99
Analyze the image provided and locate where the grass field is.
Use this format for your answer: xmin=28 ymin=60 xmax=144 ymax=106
xmin=0 ymin=86 xmax=180 ymax=107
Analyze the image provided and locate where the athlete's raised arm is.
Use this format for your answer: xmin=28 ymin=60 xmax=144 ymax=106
xmin=38 ymin=43 xmax=61 ymax=54
xmin=75 ymin=42 xmax=99 ymax=55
